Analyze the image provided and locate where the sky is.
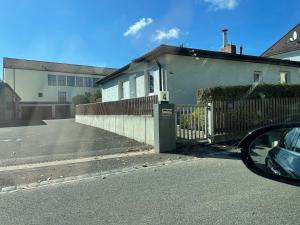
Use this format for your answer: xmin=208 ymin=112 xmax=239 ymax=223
xmin=0 ymin=0 xmax=300 ymax=79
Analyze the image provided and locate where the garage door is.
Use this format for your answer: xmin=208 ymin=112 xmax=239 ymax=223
xmin=55 ymin=105 xmax=71 ymax=119
xmin=21 ymin=106 xmax=52 ymax=120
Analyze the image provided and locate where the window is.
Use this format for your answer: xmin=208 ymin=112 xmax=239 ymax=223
xmin=279 ymin=128 xmax=300 ymax=153
xmin=119 ymin=82 xmax=124 ymax=99
xmin=48 ymin=75 xmax=57 ymax=86
xmin=148 ymin=71 xmax=154 ymax=94
xmin=280 ymin=72 xmax=289 ymax=84
xmin=58 ymin=75 xmax=66 ymax=86
xmin=38 ymin=92 xmax=43 ymax=97
xmin=76 ymin=77 xmax=84 ymax=87
xmin=253 ymin=71 xmax=262 ymax=83
xmin=58 ymin=91 xmax=67 ymax=103
xmin=67 ymin=76 xmax=75 ymax=86
xmin=84 ymin=77 xmax=92 ymax=87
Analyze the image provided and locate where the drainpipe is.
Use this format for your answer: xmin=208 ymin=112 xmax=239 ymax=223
xmin=155 ymin=59 xmax=163 ymax=91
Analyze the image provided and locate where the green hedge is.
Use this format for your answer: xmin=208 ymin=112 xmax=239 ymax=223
xmin=198 ymin=84 xmax=300 ymax=104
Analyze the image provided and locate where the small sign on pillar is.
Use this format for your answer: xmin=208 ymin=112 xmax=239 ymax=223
xmin=158 ymin=91 xmax=169 ymax=103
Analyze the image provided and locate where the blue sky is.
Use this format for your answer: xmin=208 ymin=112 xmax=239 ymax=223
xmin=0 ymin=0 xmax=299 ymax=79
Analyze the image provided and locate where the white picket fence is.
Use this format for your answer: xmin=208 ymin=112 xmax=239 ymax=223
xmin=175 ymin=104 xmax=209 ymax=140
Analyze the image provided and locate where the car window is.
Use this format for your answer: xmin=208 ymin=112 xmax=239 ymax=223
xmin=280 ymin=128 xmax=300 ymax=153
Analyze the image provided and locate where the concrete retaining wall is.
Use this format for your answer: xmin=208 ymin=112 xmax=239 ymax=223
xmin=75 ymin=115 xmax=154 ymax=146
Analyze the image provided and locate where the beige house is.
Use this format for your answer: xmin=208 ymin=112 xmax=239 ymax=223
xmin=3 ymin=58 xmax=115 ymax=120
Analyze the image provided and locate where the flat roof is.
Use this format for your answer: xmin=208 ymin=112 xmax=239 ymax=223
xmin=97 ymin=44 xmax=300 ymax=84
xmin=3 ymin=58 xmax=117 ymax=76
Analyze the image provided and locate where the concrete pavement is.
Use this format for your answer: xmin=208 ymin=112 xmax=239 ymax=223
xmin=0 ymin=119 xmax=149 ymax=166
xmin=0 ymin=154 xmax=299 ymax=225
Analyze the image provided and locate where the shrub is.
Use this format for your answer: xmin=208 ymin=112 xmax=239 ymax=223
xmin=88 ymin=90 xmax=102 ymax=103
xmin=198 ymin=84 xmax=300 ymax=104
xmin=72 ymin=95 xmax=89 ymax=106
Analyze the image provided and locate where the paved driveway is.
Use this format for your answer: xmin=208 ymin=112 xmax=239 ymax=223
xmin=0 ymin=119 xmax=149 ymax=165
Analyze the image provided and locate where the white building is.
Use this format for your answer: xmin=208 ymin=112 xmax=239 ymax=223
xmin=262 ymin=22 xmax=300 ymax=61
xmin=97 ymin=44 xmax=300 ymax=105
xmin=3 ymin=58 xmax=115 ymax=119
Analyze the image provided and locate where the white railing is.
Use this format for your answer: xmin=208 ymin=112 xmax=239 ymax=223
xmin=176 ymin=104 xmax=208 ymax=140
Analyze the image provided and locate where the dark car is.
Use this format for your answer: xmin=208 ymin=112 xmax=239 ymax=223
xmin=265 ymin=128 xmax=300 ymax=179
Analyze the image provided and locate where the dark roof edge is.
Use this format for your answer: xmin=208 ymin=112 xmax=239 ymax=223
xmin=96 ymin=45 xmax=164 ymax=84
xmin=261 ymin=22 xmax=300 ymax=56
xmin=96 ymin=64 xmax=131 ymax=84
xmin=97 ymin=44 xmax=300 ymax=85
xmin=3 ymin=57 xmax=117 ymax=71
xmin=261 ymin=48 xmax=300 ymax=58
xmin=3 ymin=57 xmax=117 ymax=76
xmin=4 ymin=66 xmax=107 ymax=76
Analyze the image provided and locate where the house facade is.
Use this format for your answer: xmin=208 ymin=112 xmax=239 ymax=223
xmin=3 ymin=58 xmax=115 ymax=119
xmin=262 ymin=23 xmax=300 ymax=61
xmin=97 ymin=45 xmax=300 ymax=104
xmin=0 ymin=81 xmax=21 ymax=121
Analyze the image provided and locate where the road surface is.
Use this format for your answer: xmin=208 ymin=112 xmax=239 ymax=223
xmin=0 ymin=154 xmax=299 ymax=225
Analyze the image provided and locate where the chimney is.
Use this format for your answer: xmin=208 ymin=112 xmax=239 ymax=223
xmin=220 ymin=29 xmax=236 ymax=54
xmin=239 ymin=46 xmax=243 ymax=55
xmin=222 ymin=29 xmax=228 ymax=47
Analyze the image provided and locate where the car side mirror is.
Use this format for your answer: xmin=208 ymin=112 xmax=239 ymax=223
xmin=239 ymin=123 xmax=300 ymax=186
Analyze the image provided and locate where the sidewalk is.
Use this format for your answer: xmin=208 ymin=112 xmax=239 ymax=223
xmin=0 ymin=143 xmax=240 ymax=191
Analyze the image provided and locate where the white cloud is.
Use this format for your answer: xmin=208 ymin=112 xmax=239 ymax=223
xmin=124 ymin=18 xmax=153 ymax=37
xmin=153 ymin=28 xmax=180 ymax=42
xmin=203 ymin=0 xmax=237 ymax=10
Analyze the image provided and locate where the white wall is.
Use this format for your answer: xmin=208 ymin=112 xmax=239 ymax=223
xmin=3 ymin=68 xmax=104 ymax=103
xmin=270 ymin=50 xmax=300 ymax=62
xmin=123 ymin=80 xmax=130 ymax=99
xmin=75 ymin=114 xmax=154 ymax=146
xmin=102 ymin=79 xmax=119 ymax=102
xmin=136 ymin=73 xmax=146 ymax=98
xmin=102 ymin=62 xmax=161 ymax=102
xmin=165 ymin=54 xmax=300 ymax=104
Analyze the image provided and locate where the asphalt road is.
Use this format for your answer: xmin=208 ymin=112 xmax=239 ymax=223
xmin=0 ymin=155 xmax=299 ymax=225
xmin=0 ymin=119 xmax=148 ymax=165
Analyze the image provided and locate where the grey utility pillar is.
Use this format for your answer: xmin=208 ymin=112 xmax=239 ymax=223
xmin=153 ymin=103 xmax=176 ymax=153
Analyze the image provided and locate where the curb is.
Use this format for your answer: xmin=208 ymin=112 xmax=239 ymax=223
xmin=0 ymin=157 xmax=200 ymax=194
xmin=0 ymin=149 xmax=155 ymax=173
xmin=0 ymin=150 xmax=239 ymax=194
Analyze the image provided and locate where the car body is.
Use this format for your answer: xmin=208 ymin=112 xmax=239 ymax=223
xmin=265 ymin=128 xmax=300 ymax=179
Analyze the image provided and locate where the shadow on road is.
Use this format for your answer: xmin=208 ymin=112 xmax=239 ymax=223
xmin=0 ymin=120 xmax=47 ymax=128
xmin=172 ymin=142 xmax=241 ymax=160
